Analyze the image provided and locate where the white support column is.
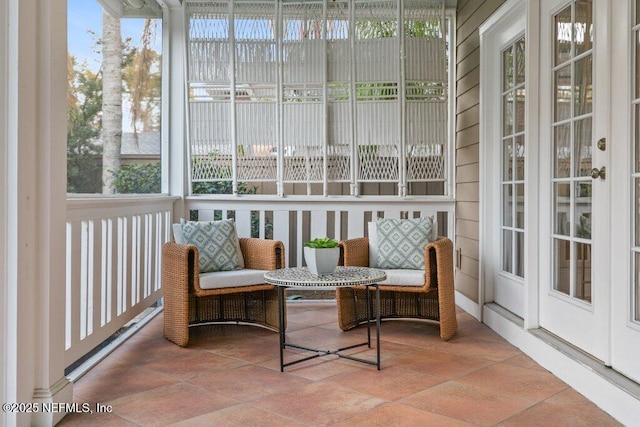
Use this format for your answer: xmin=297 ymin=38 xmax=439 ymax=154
xmin=398 ymin=0 xmax=407 ymax=197
xmin=276 ymin=0 xmax=284 ymax=197
xmin=6 ymin=0 xmax=72 ymax=425
xmin=322 ymin=0 xmax=329 ymax=197
xmin=229 ymin=1 xmax=238 ymax=196
xmin=349 ymin=1 xmax=358 ymax=196
xmin=1 ymin=2 xmax=13 ymax=426
xmin=446 ymin=9 xmax=456 ymax=199
xmin=167 ymin=4 xmax=187 ymax=218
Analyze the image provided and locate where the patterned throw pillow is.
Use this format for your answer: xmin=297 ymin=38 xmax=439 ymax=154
xmin=376 ymin=217 xmax=435 ymax=270
xmin=181 ymin=220 xmax=240 ymax=273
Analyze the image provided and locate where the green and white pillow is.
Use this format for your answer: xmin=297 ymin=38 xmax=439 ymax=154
xmin=181 ymin=219 xmax=240 ymax=273
xmin=376 ymin=217 xmax=435 ymax=270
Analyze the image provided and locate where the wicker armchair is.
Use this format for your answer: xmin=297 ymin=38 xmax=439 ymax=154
xmin=337 ymin=236 xmax=457 ymax=341
xmin=162 ymin=237 xmax=285 ymax=347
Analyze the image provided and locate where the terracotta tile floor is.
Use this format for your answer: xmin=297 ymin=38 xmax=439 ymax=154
xmin=59 ymin=304 xmax=621 ymax=426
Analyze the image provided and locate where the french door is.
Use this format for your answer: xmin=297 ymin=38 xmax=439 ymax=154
xmin=483 ymin=0 xmax=640 ymax=384
xmin=610 ymin=0 xmax=640 ymax=384
xmin=481 ymin=1 xmax=527 ymax=319
xmin=538 ymin=0 xmax=640 ymax=383
xmin=538 ymin=0 xmax=610 ymax=362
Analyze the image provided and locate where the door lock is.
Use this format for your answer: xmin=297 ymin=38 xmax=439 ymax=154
xmin=590 ymin=166 xmax=606 ymax=180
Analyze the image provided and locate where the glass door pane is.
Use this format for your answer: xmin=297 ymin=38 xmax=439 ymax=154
xmin=551 ymin=0 xmax=593 ymax=302
xmin=501 ymin=37 xmax=526 ymax=279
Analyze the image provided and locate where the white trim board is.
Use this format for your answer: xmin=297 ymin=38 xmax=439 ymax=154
xmin=455 ymin=291 xmax=482 ymax=320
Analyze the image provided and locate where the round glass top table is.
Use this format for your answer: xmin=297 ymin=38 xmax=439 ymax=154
xmin=264 ymin=266 xmax=387 ymax=371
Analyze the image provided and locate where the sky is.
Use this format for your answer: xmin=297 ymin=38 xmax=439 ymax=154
xmin=67 ymin=0 xmax=162 ymax=73
xmin=67 ymin=0 xmax=163 ymax=133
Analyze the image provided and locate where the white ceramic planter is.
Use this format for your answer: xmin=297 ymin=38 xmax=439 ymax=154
xmin=303 ymin=246 xmax=340 ymax=275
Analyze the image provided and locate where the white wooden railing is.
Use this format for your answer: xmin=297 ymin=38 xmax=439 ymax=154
xmin=65 ymin=196 xmax=178 ymax=367
xmin=185 ymin=196 xmax=455 ymax=268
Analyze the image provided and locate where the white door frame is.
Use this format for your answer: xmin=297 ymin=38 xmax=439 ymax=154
xmin=480 ymin=0 xmax=537 ymax=324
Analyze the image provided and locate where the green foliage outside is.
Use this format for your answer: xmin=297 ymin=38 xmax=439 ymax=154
xmin=67 ymin=57 xmax=103 ymax=193
xmin=112 ymin=162 xmax=161 ymax=194
xmin=191 ymin=180 xmax=253 ymax=196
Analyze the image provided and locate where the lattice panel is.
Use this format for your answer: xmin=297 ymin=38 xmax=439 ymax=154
xmin=406 ymin=101 xmax=446 ymax=182
xmin=233 ymin=2 xmax=277 ymax=84
xmin=406 ymin=144 xmax=444 ymax=181
xmin=283 ymin=1 xmax=324 ymax=84
xmin=404 ymin=0 xmax=446 ymax=82
xmin=188 ymin=3 xmax=230 ymax=83
xmin=283 ymin=102 xmax=324 ymax=182
xmin=328 ymin=144 xmax=351 ymax=181
xmin=236 ymin=101 xmax=277 ymax=181
xmin=358 ymin=145 xmax=399 ymax=181
xmin=406 ymin=101 xmax=447 ymax=145
xmin=185 ymin=0 xmax=448 ymax=193
xmin=190 ymin=102 xmax=232 ymax=181
xmin=356 ymin=102 xmax=399 ymax=181
xmin=355 ymin=0 xmax=398 ymax=82
xmin=328 ymin=100 xmax=351 ymax=181
xmin=328 ymin=100 xmax=351 ymax=143
xmin=356 ymin=102 xmax=399 ymax=145
xmin=327 ymin=1 xmax=350 ymax=82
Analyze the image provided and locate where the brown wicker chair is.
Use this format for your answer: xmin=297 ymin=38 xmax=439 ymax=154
xmin=162 ymin=237 xmax=285 ymax=347
xmin=337 ymin=236 xmax=457 ymax=341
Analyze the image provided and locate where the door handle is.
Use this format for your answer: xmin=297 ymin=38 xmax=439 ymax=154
xmin=590 ymin=166 xmax=606 ymax=180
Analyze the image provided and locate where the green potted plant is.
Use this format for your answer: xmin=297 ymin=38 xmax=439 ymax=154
xmin=304 ymin=237 xmax=340 ymax=275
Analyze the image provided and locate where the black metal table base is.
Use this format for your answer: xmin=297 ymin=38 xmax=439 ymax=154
xmin=277 ymin=283 xmax=381 ymax=372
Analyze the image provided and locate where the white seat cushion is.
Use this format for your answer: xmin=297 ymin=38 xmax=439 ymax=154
xmin=378 ymin=269 xmax=425 ymax=287
xmin=199 ymin=269 xmax=269 ymax=290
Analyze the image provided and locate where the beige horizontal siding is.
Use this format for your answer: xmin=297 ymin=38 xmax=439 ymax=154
xmin=456 ymin=201 xmax=479 ymax=221
xmin=456 ymin=235 xmax=480 ymax=260
xmin=457 ymin=86 xmax=480 ymax=114
xmin=455 ymin=0 xmax=507 ymax=303
xmin=456 ymin=218 xmax=479 ymax=241
xmin=455 ymin=270 xmax=479 ymax=301
xmin=456 ymin=124 xmax=479 ymax=149
xmin=456 ymin=183 xmax=479 ymax=202
xmin=460 ymin=255 xmax=479 ymax=280
xmin=456 ymin=105 xmax=479 ymax=132
xmin=456 ymin=143 xmax=479 ymax=166
xmin=457 ymin=67 xmax=480 ymax=98
xmin=456 ymin=163 xmax=479 ymax=183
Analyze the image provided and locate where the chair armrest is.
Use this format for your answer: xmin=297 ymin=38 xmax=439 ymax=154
xmin=239 ymin=238 xmax=285 ymax=270
xmin=162 ymin=242 xmax=198 ymax=291
xmin=339 ymin=237 xmax=370 ymax=267
xmin=424 ymin=236 xmax=457 ymax=340
xmin=162 ymin=242 xmax=198 ymax=346
xmin=424 ymin=236 xmax=454 ymax=289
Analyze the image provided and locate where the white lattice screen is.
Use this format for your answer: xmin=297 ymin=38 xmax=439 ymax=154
xmin=186 ymin=0 xmax=448 ymax=196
